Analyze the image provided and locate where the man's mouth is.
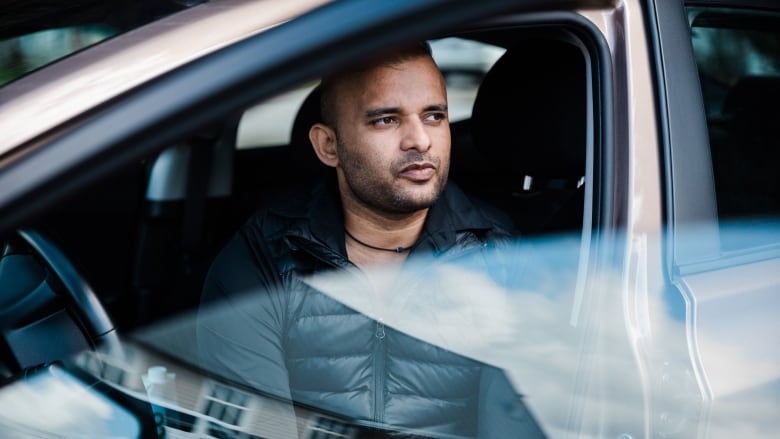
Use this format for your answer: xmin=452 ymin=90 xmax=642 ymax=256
xmin=399 ymin=162 xmax=436 ymax=181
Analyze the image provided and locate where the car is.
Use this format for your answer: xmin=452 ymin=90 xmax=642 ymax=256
xmin=0 ymin=0 xmax=778 ymax=437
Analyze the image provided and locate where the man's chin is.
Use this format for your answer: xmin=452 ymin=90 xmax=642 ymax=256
xmin=388 ymin=190 xmax=442 ymax=213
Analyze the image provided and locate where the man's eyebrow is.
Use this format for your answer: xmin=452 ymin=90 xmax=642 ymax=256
xmin=424 ymin=104 xmax=448 ymax=112
xmin=364 ymin=104 xmax=448 ymax=118
xmin=365 ymin=107 xmax=401 ymax=118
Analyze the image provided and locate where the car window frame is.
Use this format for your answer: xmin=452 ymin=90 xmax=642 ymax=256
xmin=650 ymin=0 xmax=720 ymax=273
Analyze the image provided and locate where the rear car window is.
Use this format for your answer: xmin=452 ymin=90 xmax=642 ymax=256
xmin=688 ymin=7 xmax=780 ymax=250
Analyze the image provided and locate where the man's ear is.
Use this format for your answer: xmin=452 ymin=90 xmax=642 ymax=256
xmin=309 ymin=123 xmax=339 ymax=168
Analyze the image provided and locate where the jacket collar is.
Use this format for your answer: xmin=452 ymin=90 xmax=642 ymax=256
xmin=416 ymin=181 xmax=496 ymax=254
xmin=275 ymin=175 xmax=497 ymax=257
xmin=308 ymin=176 xmax=348 ymax=255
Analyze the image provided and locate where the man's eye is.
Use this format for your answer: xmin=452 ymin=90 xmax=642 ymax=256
xmin=425 ymin=112 xmax=446 ymax=122
xmin=372 ymin=117 xmax=397 ymax=126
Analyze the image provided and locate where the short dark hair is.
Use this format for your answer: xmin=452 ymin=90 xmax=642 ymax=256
xmin=319 ymin=41 xmax=434 ymax=128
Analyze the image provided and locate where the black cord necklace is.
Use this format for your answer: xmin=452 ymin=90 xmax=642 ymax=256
xmin=344 ymin=229 xmax=411 ymax=253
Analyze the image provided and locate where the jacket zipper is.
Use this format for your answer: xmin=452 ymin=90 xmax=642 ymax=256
xmin=292 ymin=236 xmax=388 ymax=423
xmin=373 ymin=318 xmax=386 ymax=423
xmin=290 ymin=233 xmax=488 ymax=425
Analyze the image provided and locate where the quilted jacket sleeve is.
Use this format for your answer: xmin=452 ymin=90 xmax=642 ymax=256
xmin=195 ymin=226 xmax=292 ymax=402
xmin=478 ymin=365 xmax=547 ymax=438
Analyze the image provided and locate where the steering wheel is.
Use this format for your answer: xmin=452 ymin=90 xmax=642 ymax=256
xmin=0 ymin=229 xmax=120 ymax=378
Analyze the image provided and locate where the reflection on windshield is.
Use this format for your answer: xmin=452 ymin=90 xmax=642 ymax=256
xmin=191 ymin=232 xmax=642 ymax=438
xmin=3 ymin=225 xmax=777 ymax=438
xmin=0 ymin=364 xmax=141 ymax=438
xmin=191 ymin=227 xmax=779 ymax=438
xmin=196 ymin=248 xmax=548 ymax=438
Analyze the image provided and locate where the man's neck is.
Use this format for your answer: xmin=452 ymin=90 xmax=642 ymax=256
xmin=341 ymin=200 xmax=428 ymax=269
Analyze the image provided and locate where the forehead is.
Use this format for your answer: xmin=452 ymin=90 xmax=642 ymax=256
xmin=339 ymin=56 xmax=447 ymax=108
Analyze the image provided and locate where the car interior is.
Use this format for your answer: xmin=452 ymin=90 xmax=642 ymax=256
xmin=689 ymin=10 xmax=780 ymax=228
xmin=709 ymin=75 xmax=780 ymax=222
xmin=0 ymin=26 xmax=592 ymax=392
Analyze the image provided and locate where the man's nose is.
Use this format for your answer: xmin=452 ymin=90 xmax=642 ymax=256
xmin=400 ymin=117 xmax=432 ymax=152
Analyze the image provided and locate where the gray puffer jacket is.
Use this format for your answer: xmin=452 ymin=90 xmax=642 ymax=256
xmin=197 ymin=177 xmax=545 ymax=438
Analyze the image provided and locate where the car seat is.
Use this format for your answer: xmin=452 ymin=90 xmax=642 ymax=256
xmin=289 ymin=85 xmax=328 ymax=174
xmin=467 ymin=38 xmax=587 ymax=235
xmin=132 ymin=123 xmax=238 ymax=325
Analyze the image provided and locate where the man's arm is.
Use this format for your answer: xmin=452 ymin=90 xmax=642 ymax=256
xmin=196 ymin=228 xmax=292 ymax=401
xmin=478 ymin=365 xmax=547 ymax=438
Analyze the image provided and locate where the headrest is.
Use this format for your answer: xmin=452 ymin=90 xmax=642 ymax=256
xmin=724 ymin=76 xmax=780 ymax=135
xmin=289 ymin=85 xmax=328 ymax=173
xmin=471 ymin=39 xmax=587 ymax=179
xmin=291 ymin=86 xmax=323 ymax=147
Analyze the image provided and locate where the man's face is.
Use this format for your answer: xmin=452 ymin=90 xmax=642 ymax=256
xmin=331 ymin=55 xmax=450 ymax=215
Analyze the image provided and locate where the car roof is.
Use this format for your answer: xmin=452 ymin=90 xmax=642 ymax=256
xmin=0 ymin=0 xmax=330 ymax=156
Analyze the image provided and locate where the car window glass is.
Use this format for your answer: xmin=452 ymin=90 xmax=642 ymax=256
xmin=235 ymin=38 xmax=505 ymax=150
xmin=688 ymin=7 xmax=780 ymax=250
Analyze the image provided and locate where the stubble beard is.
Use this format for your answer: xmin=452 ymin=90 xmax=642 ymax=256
xmin=337 ymin=140 xmax=449 ymax=216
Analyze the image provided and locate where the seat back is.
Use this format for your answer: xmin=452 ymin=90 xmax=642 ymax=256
xmin=466 ymin=38 xmax=587 ymax=235
xmin=132 ymin=122 xmax=239 ymax=325
xmin=289 ymin=85 xmax=328 ymax=175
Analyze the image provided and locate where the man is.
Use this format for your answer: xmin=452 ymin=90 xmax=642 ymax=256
xmin=197 ymin=43 xmax=543 ymax=438
xmin=309 ymin=42 xmax=454 ymax=272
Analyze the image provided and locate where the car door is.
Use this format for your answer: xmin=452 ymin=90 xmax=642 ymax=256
xmin=653 ymin=0 xmax=780 ymax=437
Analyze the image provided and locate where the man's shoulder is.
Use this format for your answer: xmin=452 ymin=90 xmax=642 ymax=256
xmin=469 ymin=196 xmax=517 ymax=237
xmin=240 ymin=183 xmax=317 ymax=239
xmin=242 ymin=176 xmax=342 ymax=242
xmin=257 ymin=182 xmax=317 ymax=216
xmin=441 ymin=181 xmax=518 ymax=238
